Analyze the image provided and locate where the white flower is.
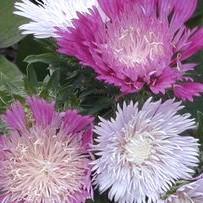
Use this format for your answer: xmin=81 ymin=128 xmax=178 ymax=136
xmin=14 ymin=0 xmax=99 ymax=38
xmin=92 ymin=98 xmax=199 ymax=203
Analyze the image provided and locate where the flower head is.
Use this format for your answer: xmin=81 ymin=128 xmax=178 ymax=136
xmin=92 ymin=98 xmax=199 ymax=203
xmin=158 ymin=176 xmax=203 ymax=203
xmin=14 ymin=0 xmax=99 ymax=38
xmin=0 ymin=97 xmax=94 ymax=203
xmin=57 ymin=0 xmax=203 ymax=101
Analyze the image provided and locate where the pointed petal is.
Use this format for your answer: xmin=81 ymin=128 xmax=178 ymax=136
xmin=27 ymin=97 xmax=57 ymax=127
xmin=61 ymin=110 xmax=94 ymax=148
xmin=170 ymin=0 xmax=198 ymax=31
xmin=181 ymin=28 xmax=203 ymax=60
xmin=3 ymin=102 xmax=26 ymax=132
xmin=150 ymin=68 xmax=178 ymax=94
xmin=174 ymin=82 xmax=203 ymax=101
xmin=158 ymin=0 xmax=197 ymax=31
xmin=98 ymin=0 xmax=127 ymax=18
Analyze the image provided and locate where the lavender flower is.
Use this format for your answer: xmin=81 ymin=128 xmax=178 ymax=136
xmin=92 ymin=98 xmax=199 ymax=203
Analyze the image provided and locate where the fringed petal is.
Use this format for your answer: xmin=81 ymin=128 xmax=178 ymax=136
xmin=181 ymin=28 xmax=203 ymax=60
xmin=61 ymin=110 xmax=94 ymax=148
xmin=174 ymin=82 xmax=203 ymax=101
xmin=150 ymin=68 xmax=178 ymax=94
xmin=3 ymin=102 xmax=26 ymax=132
xmin=27 ymin=97 xmax=58 ymax=127
xmin=157 ymin=0 xmax=197 ymax=31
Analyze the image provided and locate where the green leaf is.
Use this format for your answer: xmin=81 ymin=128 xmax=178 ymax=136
xmin=81 ymin=96 xmax=113 ymax=115
xmin=0 ymin=56 xmax=25 ymax=99
xmin=0 ymin=56 xmax=23 ymax=86
xmin=23 ymin=64 xmax=39 ymax=95
xmin=27 ymin=64 xmax=38 ymax=85
xmin=16 ymin=36 xmax=53 ymax=81
xmin=0 ymin=90 xmax=13 ymax=114
xmin=39 ymin=70 xmax=60 ymax=98
xmin=0 ymin=56 xmax=25 ymax=114
xmin=24 ymin=53 xmax=62 ymax=65
xmin=0 ymin=0 xmax=27 ymax=48
xmin=197 ymin=111 xmax=203 ymax=140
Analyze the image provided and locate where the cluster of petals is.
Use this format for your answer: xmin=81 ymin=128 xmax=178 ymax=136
xmin=92 ymin=98 xmax=199 ymax=203
xmin=158 ymin=176 xmax=203 ymax=203
xmin=0 ymin=97 xmax=93 ymax=203
xmin=14 ymin=0 xmax=100 ymax=38
xmin=57 ymin=0 xmax=203 ymax=101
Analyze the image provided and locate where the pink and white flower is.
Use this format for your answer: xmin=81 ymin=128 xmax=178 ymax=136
xmin=57 ymin=0 xmax=203 ymax=101
xmin=0 ymin=97 xmax=94 ymax=203
xmin=92 ymin=98 xmax=199 ymax=203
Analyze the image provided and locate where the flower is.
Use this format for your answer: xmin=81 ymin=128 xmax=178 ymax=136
xmin=14 ymin=0 xmax=99 ymax=38
xmin=92 ymin=98 xmax=199 ymax=203
xmin=158 ymin=176 xmax=203 ymax=203
xmin=57 ymin=0 xmax=203 ymax=101
xmin=0 ymin=97 xmax=94 ymax=203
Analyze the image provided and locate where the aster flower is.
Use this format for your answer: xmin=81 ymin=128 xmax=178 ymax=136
xmin=57 ymin=0 xmax=203 ymax=101
xmin=14 ymin=0 xmax=100 ymax=38
xmin=158 ymin=177 xmax=203 ymax=203
xmin=92 ymin=98 xmax=199 ymax=203
xmin=0 ymin=97 xmax=94 ymax=203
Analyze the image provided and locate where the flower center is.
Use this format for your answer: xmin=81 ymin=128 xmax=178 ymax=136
xmin=109 ymin=27 xmax=165 ymax=67
xmin=124 ymin=135 xmax=152 ymax=165
xmin=38 ymin=160 xmax=54 ymax=175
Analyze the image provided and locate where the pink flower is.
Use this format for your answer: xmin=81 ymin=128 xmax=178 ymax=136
xmin=57 ymin=0 xmax=203 ymax=101
xmin=0 ymin=97 xmax=94 ymax=203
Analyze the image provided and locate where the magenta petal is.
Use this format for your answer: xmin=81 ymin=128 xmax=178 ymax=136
xmin=181 ymin=28 xmax=203 ymax=60
xmin=170 ymin=0 xmax=197 ymax=31
xmin=3 ymin=102 xmax=26 ymax=132
xmin=174 ymin=82 xmax=203 ymax=101
xmin=98 ymin=0 xmax=127 ymax=18
xmin=61 ymin=110 xmax=94 ymax=148
xmin=57 ymin=8 xmax=102 ymax=69
xmin=158 ymin=0 xmax=197 ymax=31
xmin=180 ymin=63 xmax=197 ymax=73
xmin=150 ymin=68 xmax=177 ymax=94
xmin=27 ymin=97 xmax=57 ymax=127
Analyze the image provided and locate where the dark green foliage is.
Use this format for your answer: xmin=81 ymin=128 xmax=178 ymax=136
xmin=0 ymin=0 xmax=27 ymax=48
